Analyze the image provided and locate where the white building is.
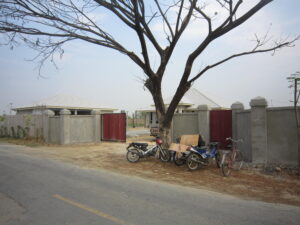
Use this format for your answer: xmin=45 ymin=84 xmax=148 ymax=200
xmin=13 ymin=94 xmax=116 ymax=116
xmin=139 ymin=88 xmax=223 ymax=129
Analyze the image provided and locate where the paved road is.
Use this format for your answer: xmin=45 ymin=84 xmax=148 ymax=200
xmin=0 ymin=143 xmax=299 ymax=225
xmin=126 ymin=129 xmax=150 ymax=137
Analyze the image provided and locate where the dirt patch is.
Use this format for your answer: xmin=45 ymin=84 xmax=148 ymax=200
xmin=2 ymin=136 xmax=300 ymax=206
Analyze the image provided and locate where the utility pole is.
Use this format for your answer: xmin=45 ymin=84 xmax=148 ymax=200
xmin=287 ymin=72 xmax=300 ymax=175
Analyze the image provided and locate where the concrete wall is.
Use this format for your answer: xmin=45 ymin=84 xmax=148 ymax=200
xmin=48 ymin=117 xmax=60 ymax=144
xmin=266 ymin=107 xmax=298 ymax=165
xmin=1 ymin=109 xmax=103 ymax=145
xmin=171 ymin=97 xmax=299 ymax=167
xmin=70 ymin=116 xmax=94 ymax=143
xmin=172 ymin=113 xmax=199 ymax=142
xmin=0 ymin=114 xmax=43 ymax=138
xmin=233 ymin=97 xmax=299 ymax=166
xmin=235 ymin=111 xmax=252 ymax=162
xmin=171 ymin=105 xmax=211 ymax=144
xmin=46 ymin=109 xmax=101 ymax=145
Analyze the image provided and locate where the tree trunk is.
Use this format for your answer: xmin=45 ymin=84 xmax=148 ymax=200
xmin=159 ymin=123 xmax=172 ymax=149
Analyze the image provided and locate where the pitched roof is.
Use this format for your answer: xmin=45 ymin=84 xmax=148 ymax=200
xmin=138 ymin=88 xmax=222 ymax=112
xmin=178 ymin=88 xmax=221 ymax=108
xmin=13 ymin=94 xmax=116 ymax=111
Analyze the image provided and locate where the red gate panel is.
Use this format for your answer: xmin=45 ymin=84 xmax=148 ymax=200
xmin=102 ymin=113 xmax=126 ymax=142
xmin=210 ymin=110 xmax=232 ymax=149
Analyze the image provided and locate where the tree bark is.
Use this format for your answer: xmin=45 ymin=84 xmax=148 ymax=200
xmin=158 ymin=116 xmax=172 ymax=149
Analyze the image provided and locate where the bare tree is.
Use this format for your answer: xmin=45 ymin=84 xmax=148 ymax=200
xmin=0 ymin=0 xmax=298 ymax=145
xmin=287 ymin=71 xmax=300 ymax=174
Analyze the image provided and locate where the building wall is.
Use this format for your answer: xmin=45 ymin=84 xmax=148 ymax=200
xmin=171 ymin=99 xmax=298 ymax=167
xmin=1 ymin=109 xmax=102 ymax=145
xmin=232 ymin=99 xmax=299 ymax=166
xmin=0 ymin=114 xmax=43 ymax=138
xmin=266 ymin=107 xmax=298 ymax=165
xmin=236 ymin=111 xmax=252 ymax=162
xmin=172 ymin=113 xmax=199 ymax=142
xmin=70 ymin=116 xmax=94 ymax=143
xmin=48 ymin=117 xmax=60 ymax=144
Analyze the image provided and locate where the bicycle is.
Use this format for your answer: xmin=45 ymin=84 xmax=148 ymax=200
xmin=220 ymin=137 xmax=243 ymax=177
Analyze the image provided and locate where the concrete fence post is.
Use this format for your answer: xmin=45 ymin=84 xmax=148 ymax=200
xmin=42 ymin=110 xmax=54 ymax=143
xmin=92 ymin=110 xmax=102 ymax=143
xmin=197 ymin=105 xmax=210 ymax=145
xmin=60 ymin=109 xmax=71 ymax=145
xmin=231 ymin=102 xmax=244 ymax=140
xmin=250 ymin=97 xmax=268 ymax=164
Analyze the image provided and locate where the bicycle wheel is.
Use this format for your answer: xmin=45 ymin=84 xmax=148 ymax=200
xmin=126 ymin=149 xmax=140 ymax=163
xmin=186 ymin=153 xmax=200 ymax=171
xmin=221 ymin=153 xmax=231 ymax=177
xmin=232 ymin=151 xmax=243 ymax=170
xmin=159 ymin=149 xmax=171 ymax=162
xmin=174 ymin=152 xmax=186 ymax=166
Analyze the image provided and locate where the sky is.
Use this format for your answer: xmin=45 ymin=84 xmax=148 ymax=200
xmin=0 ymin=0 xmax=300 ymax=115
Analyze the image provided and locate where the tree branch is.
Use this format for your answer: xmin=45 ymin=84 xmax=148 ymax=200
xmin=189 ymin=36 xmax=300 ymax=84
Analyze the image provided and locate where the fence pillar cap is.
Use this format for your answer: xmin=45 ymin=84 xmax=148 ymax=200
xmin=231 ymin=102 xmax=244 ymax=110
xmin=250 ymin=96 xmax=268 ymax=107
xmin=91 ymin=109 xmax=102 ymax=115
xmin=44 ymin=109 xmax=55 ymax=116
xmin=197 ymin=105 xmax=210 ymax=111
xmin=60 ymin=109 xmax=71 ymax=115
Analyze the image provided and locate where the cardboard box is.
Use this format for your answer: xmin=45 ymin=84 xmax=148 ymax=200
xmin=169 ymin=143 xmax=190 ymax=152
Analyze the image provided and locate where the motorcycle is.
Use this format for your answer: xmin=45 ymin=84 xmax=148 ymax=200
xmin=186 ymin=142 xmax=221 ymax=171
xmin=126 ymin=136 xmax=171 ymax=163
xmin=173 ymin=135 xmax=206 ymax=166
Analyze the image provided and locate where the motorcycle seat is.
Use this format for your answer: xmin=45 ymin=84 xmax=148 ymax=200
xmin=193 ymin=146 xmax=207 ymax=154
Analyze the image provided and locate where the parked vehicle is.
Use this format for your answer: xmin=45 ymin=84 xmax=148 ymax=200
xmin=173 ymin=135 xmax=206 ymax=166
xmin=220 ymin=137 xmax=243 ymax=176
xmin=173 ymin=151 xmax=190 ymax=166
xmin=186 ymin=142 xmax=221 ymax=171
xmin=126 ymin=137 xmax=171 ymax=163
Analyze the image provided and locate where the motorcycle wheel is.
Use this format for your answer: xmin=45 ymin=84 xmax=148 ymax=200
xmin=221 ymin=153 xmax=231 ymax=176
xmin=215 ymin=152 xmax=221 ymax=168
xmin=186 ymin=153 xmax=200 ymax=171
xmin=174 ymin=152 xmax=186 ymax=166
xmin=126 ymin=149 xmax=140 ymax=163
xmin=159 ymin=149 xmax=171 ymax=162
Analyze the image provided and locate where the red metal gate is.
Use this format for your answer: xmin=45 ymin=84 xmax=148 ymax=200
xmin=210 ymin=110 xmax=232 ymax=149
xmin=101 ymin=113 xmax=126 ymax=142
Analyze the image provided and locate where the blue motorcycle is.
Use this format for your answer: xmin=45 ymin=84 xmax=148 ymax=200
xmin=186 ymin=142 xmax=221 ymax=171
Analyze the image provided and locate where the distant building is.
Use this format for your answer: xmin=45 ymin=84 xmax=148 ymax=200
xmin=13 ymin=94 xmax=116 ymax=116
xmin=138 ymin=88 xmax=224 ymax=132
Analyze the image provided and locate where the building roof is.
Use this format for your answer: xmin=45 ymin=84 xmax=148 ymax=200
xmin=13 ymin=94 xmax=117 ymax=111
xmin=138 ymin=88 xmax=222 ymax=112
xmin=165 ymin=88 xmax=221 ymax=108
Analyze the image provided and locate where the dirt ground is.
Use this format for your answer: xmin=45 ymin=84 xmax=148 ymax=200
xmin=2 ymin=133 xmax=300 ymax=206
